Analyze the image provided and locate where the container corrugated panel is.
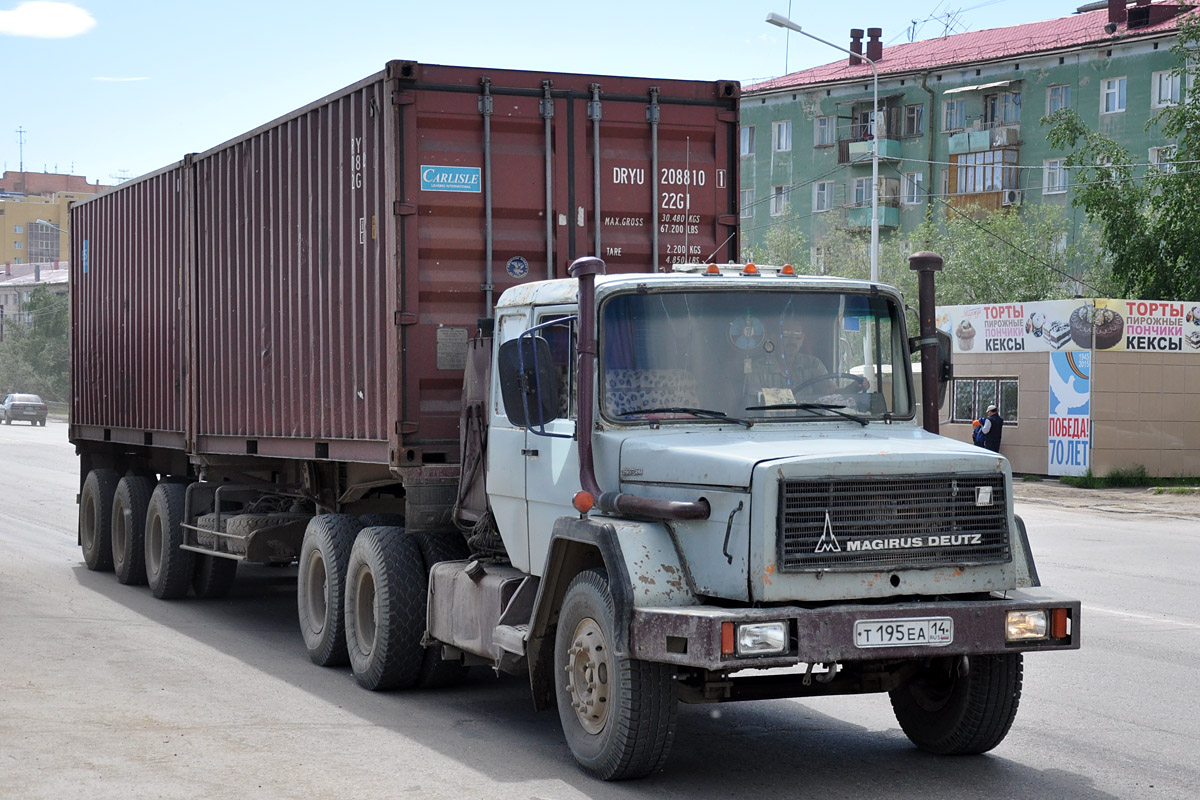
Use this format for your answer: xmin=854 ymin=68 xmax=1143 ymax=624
xmin=394 ymin=62 xmax=740 ymax=458
xmin=70 ymin=164 xmax=189 ymax=447
xmin=192 ymin=74 xmax=393 ymax=463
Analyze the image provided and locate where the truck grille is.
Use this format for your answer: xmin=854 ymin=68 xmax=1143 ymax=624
xmin=777 ymin=473 xmax=1010 ymax=572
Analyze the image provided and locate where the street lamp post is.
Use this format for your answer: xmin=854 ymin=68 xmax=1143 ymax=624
xmin=766 ymin=12 xmax=880 ymax=283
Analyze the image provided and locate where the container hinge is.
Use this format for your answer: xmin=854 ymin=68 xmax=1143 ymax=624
xmin=396 ymin=420 xmax=419 ymax=435
xmin=479 ymin=78 xmax=493 ymax=116
xmin=394 ymin=201 xmax=416 ymax=216
xmin=588 ymin=83 xmax=602 ymax=121
xmin=540 ymin=80 xmax=554 ymax=119
xmin=718 ymin=110 xmax=739 ymax=123
xmin=646 ymin=87 xmax=660 ymax=124
xmin=392 ymin=90 xmax=415 ymax=106
xmin=395 ymin=311 xmax=418 ymax=326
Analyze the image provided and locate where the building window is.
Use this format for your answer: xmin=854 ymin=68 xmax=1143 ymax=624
xmin=1101 ymin=77 xmax=1126 ymax=114
xmin=811 ymin=245 xmax=826 ymax=273
xmin=1043 ymin=159 xmax=1068 ymax=194
xmin=813 ymin=181 xmax=833 ymax=212
xmin=740 ymin=126 xmax=755 ymax=157
xmin=1046 ymin=84 xmax=1071 ymax=114
xmin=13 ymin=225 xmax=22 ymax=234
xmin=739 ymin=189 xmax=754 ymax=218
xmin=952 ymin=378 xmax=1019 ymax=424
xmin=1152 ymin=70 xmax=1181 ymax=108
xmin=904 ymin=104 xmax=924 ymax=136
xmin=943 ymin=99 xmax=966 ymax=131
xmin=772 ymin=120 xmax=792 ymax=153
xmin=950 ymin=149 xmax=1019 ymax=194
xmin=814 ymin=116 xmax=834 ymax=146
xmin=941 ymin=168 xmax=950 ymax=198
xmin=853 ymin=177 xmax=871 ymax=207
xmin=28 ymin=221 xmax=60 ymax=262
xmin=1150 ymin=146 xmax=1177 ymax=173
xmin=983 ymin=91 xmax=1021 ymax=125
xmin=853 ymin=108 xmax=876 ymax=139
xmin=13 ymin=241 xmax=22 ymax=250
xmin=770 ymin=185 xmax=791 ymax=216
xmin=902 ymin=172 xmax=924 ymax=205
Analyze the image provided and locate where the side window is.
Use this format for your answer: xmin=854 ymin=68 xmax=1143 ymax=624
xmin=536 ymin=315 xmax=577 ymax=419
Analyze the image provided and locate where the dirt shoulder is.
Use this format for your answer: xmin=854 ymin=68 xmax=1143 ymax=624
xmin=1013 ymin=478 xmax=1200 ymax=519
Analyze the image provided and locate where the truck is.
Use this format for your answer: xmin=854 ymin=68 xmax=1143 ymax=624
xmin=70 ymin=61 xmax=1079 ymax=781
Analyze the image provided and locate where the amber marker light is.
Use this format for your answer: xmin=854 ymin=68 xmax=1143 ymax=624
xmin=780 ymin=263 xmax=796 ymax=275
xmin=1051 ymin=608 xmax=1070 ymax=639
xmin=572 ymin=491 xmax=595 ymax=514
xmin=705 ymin=263 xmax=721 ymax=275
xmin=721 ymin=622 xmax=735 ymax=655
xmin=742 ymin=263 xmax=759 ymax=276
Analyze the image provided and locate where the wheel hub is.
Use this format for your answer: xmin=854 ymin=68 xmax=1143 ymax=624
xmin=564 ymin=616 xmax=611 ymax=734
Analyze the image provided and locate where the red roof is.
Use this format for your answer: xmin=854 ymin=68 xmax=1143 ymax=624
xmin=748 ymin=3 xmax=1195 ymax=93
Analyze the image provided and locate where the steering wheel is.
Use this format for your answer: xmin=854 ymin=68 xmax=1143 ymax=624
xmin=792 ymin=371 xmax=868 ymax=393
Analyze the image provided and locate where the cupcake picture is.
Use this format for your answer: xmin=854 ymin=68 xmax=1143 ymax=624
xmin=956 ymin=319 xmax=977 ymax=351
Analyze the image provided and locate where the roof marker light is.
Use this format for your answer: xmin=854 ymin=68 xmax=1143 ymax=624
xmin=780 ymin=264 xmax=796 ymax=276
xmin=705 ymin=263 xmax=721 ymax=275
xmin=742 ymin=263 xmax=760 ymax=276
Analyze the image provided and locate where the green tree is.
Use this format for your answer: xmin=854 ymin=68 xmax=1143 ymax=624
xmin=1044 ymin=16 xmax=1200 ymax=300
xmin=0 ymin=286 xmax=70 ymax=402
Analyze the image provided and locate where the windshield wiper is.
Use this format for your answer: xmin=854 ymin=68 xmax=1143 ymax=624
xmin=744 ymin=402 xmax=869 ymax=426
xmin=616 ymin=407 xmax=753 ymax=428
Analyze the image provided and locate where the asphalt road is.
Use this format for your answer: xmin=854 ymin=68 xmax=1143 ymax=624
xmin=1 ymin=421 xmax=1198 ymax=799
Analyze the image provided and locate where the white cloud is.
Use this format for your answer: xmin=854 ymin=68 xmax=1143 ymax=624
xmin=0 ymin=1 xmax=96 ymax=38
xmin=92 ymin=76 xmax=148 ymax=82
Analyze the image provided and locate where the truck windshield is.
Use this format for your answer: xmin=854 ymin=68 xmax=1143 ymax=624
xmin=599 ymin=289 xmax=913 ymax=423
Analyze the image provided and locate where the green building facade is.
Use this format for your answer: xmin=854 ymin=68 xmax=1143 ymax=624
xmin=740 ymin=2 xmax=1191 ymax=270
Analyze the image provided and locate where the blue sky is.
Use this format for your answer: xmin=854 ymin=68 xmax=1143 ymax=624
xmin=3 ymin=0 xmax=1081 ymax=186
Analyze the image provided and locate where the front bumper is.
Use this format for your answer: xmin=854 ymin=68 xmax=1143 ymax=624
xmin=630 ymin=588 xmax=1080 ymax=670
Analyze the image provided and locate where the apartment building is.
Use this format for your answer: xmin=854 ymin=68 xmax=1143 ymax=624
xmin=740 ymin=0 xmax=1192 ymax=265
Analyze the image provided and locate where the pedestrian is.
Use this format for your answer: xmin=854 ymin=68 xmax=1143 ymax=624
xmin=972 ymin=417 xmax=985 ymax=447
xmin=980 ymin=404 xmax=1004 ymax=452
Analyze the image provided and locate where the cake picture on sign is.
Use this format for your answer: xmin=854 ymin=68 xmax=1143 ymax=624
xmin=1069 ymin=305 xmax=1124 ymax=349
xmin=956 ymin=319 xmax=976 ymax=350
xmin=1045 ymin=320 xmax=1072 ymax=349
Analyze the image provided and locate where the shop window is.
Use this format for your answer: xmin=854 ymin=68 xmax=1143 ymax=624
xmin=952 ymin=377 xmax=1018 ymax=424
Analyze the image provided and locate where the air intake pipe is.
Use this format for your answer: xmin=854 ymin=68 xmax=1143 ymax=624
xmin=568 ymin=256 xmax=710 ymax=521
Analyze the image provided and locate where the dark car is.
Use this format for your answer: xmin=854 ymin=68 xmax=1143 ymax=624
xmin=1 ymin=394 xmax=48 ymax=426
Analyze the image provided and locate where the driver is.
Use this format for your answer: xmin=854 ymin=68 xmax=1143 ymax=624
xmin=745 ymin=319 xmax=861 ymax=406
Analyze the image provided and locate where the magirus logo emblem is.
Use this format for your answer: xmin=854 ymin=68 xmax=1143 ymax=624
xmin=814 ymin=511 xmax=841 ymax=553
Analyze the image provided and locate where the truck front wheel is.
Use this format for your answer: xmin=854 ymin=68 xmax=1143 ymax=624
xmin=889 ymin=653 xmax=1023 ymax=755
xmin=554 ymin=568 xmax=678 ymax=780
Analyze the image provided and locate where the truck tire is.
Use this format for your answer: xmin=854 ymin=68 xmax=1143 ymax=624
xmin=344 ymin=526 xmax=426 ymax=691
xmin=112 ymin=475 xmax=154 ymax=585
xmin=144 ymin=482 xmax=196 ymax=599
xmin=554 ymin=568 xmax=678 ymax=780
xmin=889 ymin=653 xmax=1023 ymax=755
xmin=192 ymin=555 xmax=238 ymax=599
xmin=412 ymin=531 xmax=470 ymax=688
xmin=297 ymin=514 xmax=363 ymax=667
xmin=80 ymin=468 xmax=119 ymax=571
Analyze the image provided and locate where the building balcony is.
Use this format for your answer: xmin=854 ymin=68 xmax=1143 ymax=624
xmin=839 ymin=137 xmax=902 ymax=164
xmin=846 ymin=203 xmax=900 ymax=229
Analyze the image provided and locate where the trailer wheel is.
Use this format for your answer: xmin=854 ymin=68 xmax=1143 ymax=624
xmin=144 ymin=482 xmax=195 ymax=599
xmin=554 ymin=568 xmax=678 ymax=780
xmin=80 ymin=468 xmax=119 ymax=571
xmin=889 ymin=653 xmax=1023 ymax=755
xmin=412 ymin=530 xmax=470 ymax=688
xmin=112 ymin=475 xmax=154 ymax=584
xmin=192 ymin=555 xmax=238 ymax=598
xmin=297 ymin=514 xmax=363 ymax=666
xmin=344 ymin=526 xmax=426 ymax=691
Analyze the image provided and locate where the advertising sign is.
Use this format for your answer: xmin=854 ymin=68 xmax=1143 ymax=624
xmin=1048 ymin=351 xmax=1091 ymax=476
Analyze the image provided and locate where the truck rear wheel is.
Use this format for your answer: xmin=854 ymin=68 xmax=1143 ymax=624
xmin=192 ymin=555 xmax=238 ymax=598
xmin=344 ymin=526 xmax=426 ymax=691
xmin=112 ymin=475 xmax=154 ymax=585
xmin=80 ymin=468 xmax=119 ymax=571
xmin=889 ymin=653 xmax=1023 ymax=755
xmin=297 ymin=514 xmax=363 ymax=666
xmin=144 ymin=482 xmax=195 ymax=599
xmin=554 ymin=568 xmax=678 ymax=780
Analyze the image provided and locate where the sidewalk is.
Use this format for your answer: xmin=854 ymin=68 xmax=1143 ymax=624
xmin=1013 ymin=478 xmax=1200 ymax=519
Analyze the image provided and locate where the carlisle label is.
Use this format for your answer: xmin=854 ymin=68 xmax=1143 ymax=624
xmin=421 ymin=165 xmax=481 ymax=193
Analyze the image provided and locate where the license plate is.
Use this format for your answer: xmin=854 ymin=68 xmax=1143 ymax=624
xmin=854 ymin=616 xmax=953 ymax=648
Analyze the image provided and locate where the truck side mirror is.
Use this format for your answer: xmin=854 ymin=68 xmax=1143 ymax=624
xmin=497 ymin=336 xmax=562 ymax=429
xmin=935 ymin=329 xmax=953 ymax=408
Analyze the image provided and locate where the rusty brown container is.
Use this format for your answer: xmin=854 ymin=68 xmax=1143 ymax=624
xmin=71 ymin=61 xmax=740 ymax=467
xmin=70 ymin=163 xmax=191 ymax=450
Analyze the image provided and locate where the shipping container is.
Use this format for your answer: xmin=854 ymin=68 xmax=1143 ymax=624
xmin=70 ymin=60 xmax=740 ymax=466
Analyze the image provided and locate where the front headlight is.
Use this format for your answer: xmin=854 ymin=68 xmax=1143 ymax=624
xmin=736 ymin=621 xmax=788 ymax=656
xmin=1006 ymin=610 xmax=1048 ymax=641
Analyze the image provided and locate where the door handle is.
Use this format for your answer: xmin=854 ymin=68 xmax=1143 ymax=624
xmin=522 ymin=449 xmax=539 ymax=457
